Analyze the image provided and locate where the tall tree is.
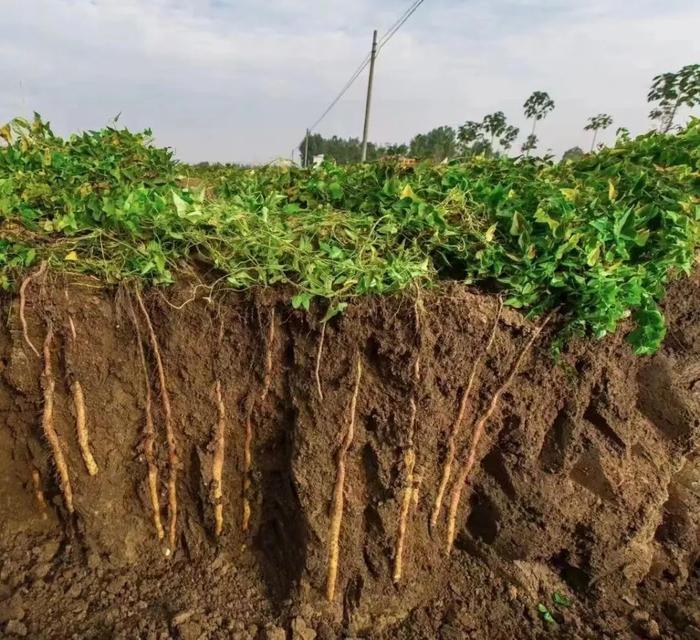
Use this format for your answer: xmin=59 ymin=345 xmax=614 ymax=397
xmin=648 ymin=64 xmax=700 ymax=132
xmin=520 ymin=134 xmax=538 ymax=155
xmin=522 ymin=91 xmax=555 ymax=155
xmin=499 ymin=125 xmax=520 ymax=151
xmin=481 ymin=111 xmax=507 ymax=148
xmin=457 ymin=120 xmax=484 ymax=153
xmin=584 ymin=113 xmax=614 ymax=151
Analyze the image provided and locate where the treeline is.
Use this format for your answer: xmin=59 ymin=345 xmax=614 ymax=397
xmin=300 ymin=128 xmax=453 ymax=165
xmin=299 ymin=63 xmax=699 ymax=166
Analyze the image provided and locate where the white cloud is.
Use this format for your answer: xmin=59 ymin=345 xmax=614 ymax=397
xmin=1 ymin=0 xmax=698 ymax=162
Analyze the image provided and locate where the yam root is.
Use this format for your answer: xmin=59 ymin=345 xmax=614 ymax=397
xmin=135 ymin=289 xmax=178 ymax=552
xmin=31 ymin=467 xmax=48 ymax=518
xmin=431 ymin=298 xmax=502 ymax=529
xmin=18 ymin=261 xmax=47 ymax=358
xmin=71 ymin=381 xmax=99 ymax=476
xmin=41 ymin=321 xmax=74 ymax=514
xmin=445 ymin=310 xmax=553 ymax=553
xmin=393 ymin=446 xmax=416 ymax=583
xmin=393 ymin=343 xmax=422 ymax=583
xmin=260 ymin=308 xmax=275 ymax=403
xmin=242 ymin=307 xmax=276 ymax=532
xmin=326 ymin=356 xmax=363 ymax=603
xmin=128 ymin=298 xmax=165 ymax=542
xmin=242 ymin=406 xmax=253 ymax=532
xmin=212 ymin=380 xmax=226 ymax=537
xmin=315 ymin=321 xmax=326 ymax=401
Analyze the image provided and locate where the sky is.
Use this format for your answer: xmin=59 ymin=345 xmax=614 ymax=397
xmin=1 ymin=0 xmax=699 ymax=163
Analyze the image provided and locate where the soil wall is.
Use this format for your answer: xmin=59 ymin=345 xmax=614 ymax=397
xmin=0 ymin=275 xmax=698 ymax=638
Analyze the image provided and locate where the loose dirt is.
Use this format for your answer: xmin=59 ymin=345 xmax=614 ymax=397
xmin=0 ymin=273 xmax=698 ymax=639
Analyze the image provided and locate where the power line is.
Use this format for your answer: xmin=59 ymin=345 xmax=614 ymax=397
xmin=377 ymin=0 xmax=425 ymax=53
xmin=308 ymin=53 xmax=372 ymax=132
xmin=305 ymin=0 xmax=426 ymax=134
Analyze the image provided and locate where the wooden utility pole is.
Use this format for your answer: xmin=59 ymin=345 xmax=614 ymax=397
xmin=360 ymin=30 xmax=378 ymax=162
xmin=303 ymin=129 xmax=310 ymax=168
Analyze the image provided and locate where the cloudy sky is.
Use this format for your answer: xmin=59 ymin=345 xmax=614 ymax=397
xmin=1 ymin=0 xmax=698 ymax=163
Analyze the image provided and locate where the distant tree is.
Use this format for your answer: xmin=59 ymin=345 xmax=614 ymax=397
xmin=523 ymin=91 xmax=555 ymax=155
xmin=378 ymin=143 xmax=409 ymax=157
xmin=521 ymin=133 xmax=538 ymax=155
xmin=481 ymin=111 xmax=508 ymax=148
xmin=457 ymin=120 xmax=484 ymax=153
xmin=299 ymin=132 xmax=325 ymax=166
xmin=648 ymin=64 xmax=700 ymax=132
xmin=615 ymin=127 xmax=631 ymax=143
xmin=562 ymin=146 xmax=584 ymax=162
xmin=409 ymin=126 xmax=457 ymax=161
xmin=499 ymin=125 xmax=520 ymax=151
xmin=584 ymin=113 xmax=613 ymax=151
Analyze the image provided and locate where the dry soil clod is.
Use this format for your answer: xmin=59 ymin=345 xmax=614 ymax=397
xmin=71 ymin=381 xmax=99 ymax=476
xmin=128 ymin=298 xmax=165 ymax=542
xmin=431 ymin=298 xmax=502 ymax=530
xmin=18 ymin=260 xmax=47 ymax=358
xmin=326 ymin=355 xmax=363 ymax=603
xmin=445 ymin=310 xmax=553 ymax=553
xmin=41 ymin=321 xmax=74 ymax=514
xmin=212 ymin=380 xmax=226 ymax=537
xmin=135 ymin=289 xmax=178 ymax=552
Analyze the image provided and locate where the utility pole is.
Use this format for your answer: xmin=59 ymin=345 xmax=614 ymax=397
xmin=360 ymin=29 xmax=378 ymax=162
xmin=303 ymin=129 xmax=310 ymax=168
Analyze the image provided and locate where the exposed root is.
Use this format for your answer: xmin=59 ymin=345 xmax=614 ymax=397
xmin=127 ymin=298 xmax=164 ymax=542
xmin=393 ymin=445 xmax=416 ymax=583
xmin=393 ymin=316 xmax=423 ymax=584
xmin=326 ymin=356 xmax=363 ymax=603
xmin=241 ymin=307 xmax=276 ymax=533
xmin=18 ymin=261 xmax=47 ymax=358
xmin=212 ymin=380 xmax=226 ymax=537
xmin=31 ymin=467 xmax=48 ymax=519
xmin=412 ymin=472 xmax=423 ymax=508
xmin=41 ymin=321 xmax=74 ymax=514
xmin=68 ymin=316 xmax=77 ymax=341
xmin=315 ymin=321 xmax=326 ymax=401
xmin=71 ymin=381 xmax=99 ymax=476
xmin=445 ymin=310 xmax=554 ymax=553
xmin=260 ymin=308 xmax=275 ymax=403
xmin=135 ymin=289 xmax=178 ymax=552
xmin=431 ymin=298 xmax=502 ymax=530
xmin=242 ymin=405 xmax=253 ymax=532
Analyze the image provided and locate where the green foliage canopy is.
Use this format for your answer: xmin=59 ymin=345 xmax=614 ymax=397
xmin=2 ymin=114 xmax=699 ymax=355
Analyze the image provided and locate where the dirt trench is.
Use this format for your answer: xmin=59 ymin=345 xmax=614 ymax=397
xmin=0 ymin=274 xmax=699 ymax=639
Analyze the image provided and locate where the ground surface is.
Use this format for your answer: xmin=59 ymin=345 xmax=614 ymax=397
xmin=0 ymin=273 xmax=698 ymax=639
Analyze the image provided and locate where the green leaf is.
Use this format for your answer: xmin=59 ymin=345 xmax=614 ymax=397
xmin=627 ymin=306 xmax=666 ymax=355
xmin=322 ymin=301 xmax=348 ymax=322
xmin=510 ymin=212 xmax=526 ymax=236
xmin=291 ymin=292 xmax=312 ymax=311
xmin=552 ymin=592 xmax=571 ymax=608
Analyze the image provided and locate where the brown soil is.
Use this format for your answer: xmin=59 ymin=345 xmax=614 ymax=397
xmin=0 ymin=272 xmax=698 ymax=639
